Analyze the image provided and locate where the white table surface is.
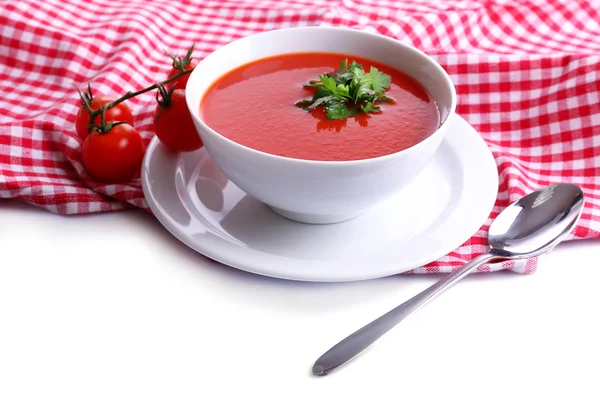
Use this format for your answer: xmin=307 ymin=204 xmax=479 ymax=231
xmin=1 ymin=199 xmax=599 ymax=400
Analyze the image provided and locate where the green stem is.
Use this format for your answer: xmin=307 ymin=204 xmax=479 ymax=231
xmin=89 ymin=67 xmax=194 ymax=120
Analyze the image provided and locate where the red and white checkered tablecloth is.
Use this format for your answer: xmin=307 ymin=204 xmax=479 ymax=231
xmin=1 ymin=0 xmax=599 ymax=273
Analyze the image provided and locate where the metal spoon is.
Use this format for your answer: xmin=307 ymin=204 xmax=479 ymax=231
xmin=313 ymin=183 xmax=585 ymax=376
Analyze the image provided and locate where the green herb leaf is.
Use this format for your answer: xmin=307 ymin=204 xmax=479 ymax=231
xmin=360 ymin=102 xmax=381 ymax=114
xmin=303 ymin=95 xmax=336 ymax=111
xmin=313 ymin=87 xmax=331 ymax=99
xmin=336 ymin=59 xmax=348 ymax=75
xmin=362 ymin=66 xmax=391 ymax=95
xmin=296 ymin=59 xmax=394 ymax=121
xmin=335 ymin=59 xmax=354 ymax=84
xmin=348 ymin=61 xmax=365 ymax=79
xmin=360 ymin=102 xmax=374 ymax=113
xmin=325 ymin=100 xmax=351 ymax=120
xmin=295 ymin=99 xmax=313 ymax=107
xmin=354 ymin=83 xmax=373 ymax=103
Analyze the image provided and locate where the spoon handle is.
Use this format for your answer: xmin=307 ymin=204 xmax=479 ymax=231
xmin=313 ymin=252 xmax=498 ymax=376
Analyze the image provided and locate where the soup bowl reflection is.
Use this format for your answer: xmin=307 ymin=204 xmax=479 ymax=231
xmin=186 ymin=27 xmax=456 ymax=224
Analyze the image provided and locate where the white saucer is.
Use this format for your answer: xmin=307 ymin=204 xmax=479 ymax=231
xmin=142 ymin=115 xmax=499 ymax=282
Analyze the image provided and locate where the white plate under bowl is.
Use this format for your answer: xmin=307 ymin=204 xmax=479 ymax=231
xmin=142 ymin=115 xmax=498 ymax=282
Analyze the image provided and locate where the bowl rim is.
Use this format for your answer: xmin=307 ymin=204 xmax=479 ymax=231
xmin=185 ymin=26 xmax=457 ymax=166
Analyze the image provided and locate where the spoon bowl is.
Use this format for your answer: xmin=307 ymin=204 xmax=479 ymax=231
xmin=313 ymin=183 xmax=585 ymax=376
xmin=488 ymin=184 xmax=584 ymax=258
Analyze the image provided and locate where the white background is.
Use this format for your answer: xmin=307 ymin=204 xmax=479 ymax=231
xmin=1 ymin=199 xmax=599 ymax=400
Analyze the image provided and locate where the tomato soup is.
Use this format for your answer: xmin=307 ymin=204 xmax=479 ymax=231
xmin=200 ymin=53 xmax=439 ymax=161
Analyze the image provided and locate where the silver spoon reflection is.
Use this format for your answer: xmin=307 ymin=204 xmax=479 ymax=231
xmin=313 ymin=183 xmax=585 ymax=376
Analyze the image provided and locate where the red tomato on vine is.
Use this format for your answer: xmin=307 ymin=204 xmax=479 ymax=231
xmin=82 ymin=123 xmax=145 ymax=182
xmin=154 ymin=89 xmax=203 ymax=152
xmin=166 ymin=58 xmax=198 ymax=90
xmin=165 ymin=44 xmax=198 ymax=90
xmin=75 ymin=94 xmax=134 ymax=140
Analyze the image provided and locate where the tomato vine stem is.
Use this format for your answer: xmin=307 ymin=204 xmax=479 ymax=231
xmin=77 ymin=44 xmax=196 ymax=134
xmin=88 ymin=68 xmax=194 ymax=120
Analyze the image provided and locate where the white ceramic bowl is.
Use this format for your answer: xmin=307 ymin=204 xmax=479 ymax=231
xmin=186 ymin=27 xmax=456 ymax=224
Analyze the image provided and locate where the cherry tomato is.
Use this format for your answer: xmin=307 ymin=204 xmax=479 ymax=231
xmin=166 ymin=58 xmax=198 ymax=90
xmin=75 ymin=96 xmax=134 ymax=140
xmin=82 ymin=123 xmax=145 ymax=182
xmin=154 ymin=89 xmax=203 ymax=152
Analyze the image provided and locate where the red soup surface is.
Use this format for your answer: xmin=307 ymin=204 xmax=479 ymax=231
xmin=200 ymin=52 xmax=440 ymax=161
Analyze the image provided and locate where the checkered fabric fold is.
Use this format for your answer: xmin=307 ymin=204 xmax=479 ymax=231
xmin=1 ymin=0 xmax=599 ymax=273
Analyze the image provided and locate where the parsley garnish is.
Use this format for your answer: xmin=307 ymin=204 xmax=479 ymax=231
xmin=296 ymin=59 xmax=393 ymax=120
